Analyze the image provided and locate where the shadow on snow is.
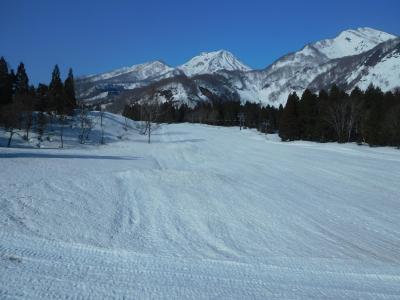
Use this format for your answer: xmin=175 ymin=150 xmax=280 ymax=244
xmin=0 ymin=152 xmax=141 ymax=160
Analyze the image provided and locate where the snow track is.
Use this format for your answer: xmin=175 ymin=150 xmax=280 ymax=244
xmin=1 ymin=233 xmax=400 ymax=299
xmin=1 ymin=113 xmax=400 ymax=298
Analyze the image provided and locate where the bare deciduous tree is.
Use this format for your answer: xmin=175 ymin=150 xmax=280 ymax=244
xmin=345 ymin=101 xmax=359 ymax=143
xmin=238 ymin=112 xmax=245 ymax=130
xmin=123 ymin=115 xmax=129 ymax=131
xmin=78 ymin=103 xmax=93 ymax=144
xmin=3 ymin=103 xmax=19 ymax=147
xmin=22 ymin=109 xmax=34 ymax=141
xmin=59 ymin=113 xmax=66 ymax=148
xmin=99 ymin=104 xmax=105 ymax=144
xmin=141 ymin=89 xmax=162 ymax=144
xmin=36 ymin=111 xmax=47 ymax=147
xmin=325 ymin=99 xmax=359 ymax=143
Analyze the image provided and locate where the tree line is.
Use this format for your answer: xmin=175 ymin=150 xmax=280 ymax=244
xmin=123 ymin=94 xmax=282 ymax=133
xmin=0 ymin=57 xmax=77 ymax=147
xmin=279 ymin=85 xmax=400 ymax=147
xmin=123 ymin=84 xmax=400 ymax=148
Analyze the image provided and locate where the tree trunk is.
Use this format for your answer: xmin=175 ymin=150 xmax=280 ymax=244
xmin=148 ymin=123 xmax=151 ymax=144
xmin=7 ymin=130 xmax=14 ymax=147
xmin=26 ymin=125 xmax=29 ymax=141
xmin=100 ymin=112 xmax=104 ymax=144
xmin=60 ymin=118 xmax=64 ymax=148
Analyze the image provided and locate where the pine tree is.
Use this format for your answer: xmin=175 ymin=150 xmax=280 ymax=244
xmin=49 ymin=65 xmax=68 ymax=147
xmin=13 ymin=63 xmax=35 ymax=139
xmin=0 ymin=59 xmax=17 ymax=144
xmin=313 ymin=90 xmax=327 ymax=141
xmin=384 ymin=103 xmax=400 ymax=148
xmin=0 ymin=57 xmax=13 ymax=106
xmin=277 ymin=104 xmax=283 ymax=128
xmin=64 ymin=68 xmax=76 ymax=114
xmin=350 ymin=86 xmax=363 ymax=99
xmin=279 ymin=92 xmax=300 ymax=141
xmin=49 ymin=65 xmax=65 ymax=114
xmin=35 ymin=83 xmax=49 ymax=144
xmin=363 ymin=84 xmax=384 ymax=146
xmin=298 ymin=89 xmax=317 ymax=140
xmin=349 ymin=87 xmax=364 ymax=143
xmin=328 ymin=84 xmax=341 ymax=101
xmin=9 ymin=69 xmax=16 ymax=94
xmin=35 ymin=83 xmax=49 ymax=111
xmin=15 ymin=62 xmax=29 ymax=96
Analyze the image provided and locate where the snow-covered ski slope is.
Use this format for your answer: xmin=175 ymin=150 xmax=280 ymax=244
xmin=1 ymin=113 xmax=400 ymax=299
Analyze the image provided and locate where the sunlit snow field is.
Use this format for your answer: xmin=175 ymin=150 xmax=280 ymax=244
xmin=1 ymin=113 xmax=400 ymax=299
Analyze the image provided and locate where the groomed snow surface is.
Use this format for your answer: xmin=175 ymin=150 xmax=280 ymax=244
xmin=1 ymin=113 xmax=400 ymax=299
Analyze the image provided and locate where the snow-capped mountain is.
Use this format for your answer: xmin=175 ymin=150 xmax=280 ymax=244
xmin=230 ymin=27 xmax=397 ymax=106
xmin=312 ymin=27 xmax=396 ymax=59
xmin=83 ymin=60 xmax=174 ymax=82
xmin=75 ymin=51 xmax=249 ymax=102
xmin=75 ymin=61 xmax=180 ymax=101
xmin=76 ymin=27 xmax=399 ymax=108
xmin=309 ymin=37 xmax=400 ymax=92
xmin=177 ymin=50 xmax=251 ymax=76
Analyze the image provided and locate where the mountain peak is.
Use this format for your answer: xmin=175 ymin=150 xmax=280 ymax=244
xmin=198 ymin=49 xmax=235 ymax=57
xmin=312 ymin=27 xmax=396 ymax=59
xmin=178 ymin=50 xmax=251 ymax=76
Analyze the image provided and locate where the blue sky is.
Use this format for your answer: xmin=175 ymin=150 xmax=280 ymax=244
xmin=1 ymin=0 xmax=399 ymax=84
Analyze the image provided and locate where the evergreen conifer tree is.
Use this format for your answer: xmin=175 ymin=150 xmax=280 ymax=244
xmin=298 ymin=89 xmax=317 ymax=140
xmin=49 ymin=65 xmax=68 ymax=147
xmin=279 ymin=92 xmax=300 ymax=141
xmin=64 ymin=68 xmax=76 ymax=114
xmin=49 ymin=65 xmax=65 ymax=114
xmin=0 ymin=57 xmax=13 ymax=106
xmin=15 ymin=63 xmax=29 ymax=96
xmin=363 ymin=84 xmax=384 ymax=145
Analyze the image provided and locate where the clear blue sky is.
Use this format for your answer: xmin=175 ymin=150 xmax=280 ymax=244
xmin=1 ymin=0 xmax=399 ymax=84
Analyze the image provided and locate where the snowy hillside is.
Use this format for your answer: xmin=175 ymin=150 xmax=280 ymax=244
xmin=308 ymin=38 xmax=400 ymax=92
xmin=1 ymin=113 xmax=400 ymax=299
xmin=355 ymin=47 xmax=400 ymax=91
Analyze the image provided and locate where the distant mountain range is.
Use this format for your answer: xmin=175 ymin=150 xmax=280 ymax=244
xmin=75 ymin=27 xmax=399 ymax=110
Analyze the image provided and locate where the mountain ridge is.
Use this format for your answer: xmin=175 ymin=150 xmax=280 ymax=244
xmin=75 ymin=27 xmax=399 ymax=108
